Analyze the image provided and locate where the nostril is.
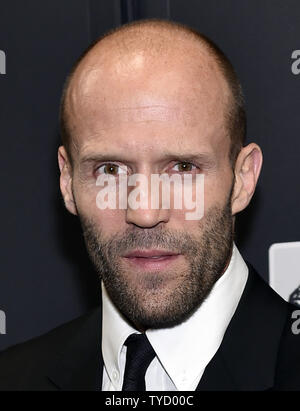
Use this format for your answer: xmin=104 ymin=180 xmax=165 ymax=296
xmin=125 ymin=207 xmax=170 ymax=228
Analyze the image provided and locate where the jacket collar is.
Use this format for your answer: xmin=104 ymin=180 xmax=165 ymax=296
xmin=196 ymin=264 xmax=288 ymax=391
xmin=47 ymin=307 xmax=103 ymax=390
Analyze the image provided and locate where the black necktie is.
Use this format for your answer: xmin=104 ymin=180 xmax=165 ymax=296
xmin=122 ymin=333 xmax=156 ymax=391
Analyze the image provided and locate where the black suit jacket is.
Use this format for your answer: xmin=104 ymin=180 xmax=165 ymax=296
xmin=0 ymin=265 xmax=300 ymax=391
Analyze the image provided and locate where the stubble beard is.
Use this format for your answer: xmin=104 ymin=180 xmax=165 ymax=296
xmin=79 ymin=199 xmax=234 ymax=330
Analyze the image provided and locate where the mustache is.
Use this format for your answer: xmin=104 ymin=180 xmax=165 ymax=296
xmin=84 ymin=224 xmax=197 ymax=257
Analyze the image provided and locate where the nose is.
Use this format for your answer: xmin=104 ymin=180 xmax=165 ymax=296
xmin=125 ymin=175 xmax=171 ymax=228
xmin=126 ymin=206 xmax=170 ymax=228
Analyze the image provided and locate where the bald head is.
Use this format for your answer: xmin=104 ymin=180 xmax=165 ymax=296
xmin=60 ymin=19 xmax=245 ymax=167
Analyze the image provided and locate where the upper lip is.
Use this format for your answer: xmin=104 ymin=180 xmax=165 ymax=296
xmin=123 ymin=249 xmax=179 ymax=258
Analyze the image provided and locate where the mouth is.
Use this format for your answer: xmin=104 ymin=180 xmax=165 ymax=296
xmin=122 ymin=249 xmax=181 ymax=270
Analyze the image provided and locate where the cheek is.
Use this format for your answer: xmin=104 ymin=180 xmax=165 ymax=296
xmin=166 ymin=208 xmax=203 ymax=236
xmin=93 ymin=210 xmax=127 ymax=237
xmin=203 ymin=171 xmax=233 ymax=212
xmin=73 ymin=182 xmax=127 ymax=235
xmin=168 ymin=172 xmax=232 ymax=223
xmin=86 ymin=207 xmax=127 ymax=239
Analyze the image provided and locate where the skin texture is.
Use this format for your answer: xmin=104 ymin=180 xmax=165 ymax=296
xmin=58 ymin=25 xmax=263 ymax=330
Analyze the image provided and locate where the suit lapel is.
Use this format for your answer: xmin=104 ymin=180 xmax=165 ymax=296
xmin=47 ymin=306 xmax=104 ymax=390
xmin=197 ymin=265 xmax=288 ymax=390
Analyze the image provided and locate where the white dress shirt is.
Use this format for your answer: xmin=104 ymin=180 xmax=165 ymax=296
xmin=101 ymin=243 xmax=248 ymax=391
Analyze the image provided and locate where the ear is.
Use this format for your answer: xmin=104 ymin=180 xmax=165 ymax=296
xmin=231 ymin=143 xmax=263 ymax=216
xmin=58 ymin=146 xmax=77 ymax=215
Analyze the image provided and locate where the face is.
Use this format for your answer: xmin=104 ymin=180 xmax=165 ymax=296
xmin=59 ymin=45 xmax=262 ymax=329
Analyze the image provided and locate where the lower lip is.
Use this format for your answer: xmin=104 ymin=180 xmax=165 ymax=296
xmin=123 ymin=255 xmax=180 ymax=270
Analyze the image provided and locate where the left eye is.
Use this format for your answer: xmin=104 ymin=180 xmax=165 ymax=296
xmin=172 ymin=162 xmax=196 ymax=172
xmin=96 ymin=164 xmax=127 ymax=176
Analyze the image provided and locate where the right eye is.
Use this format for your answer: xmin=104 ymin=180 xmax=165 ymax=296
xmin=96 ymin=163 xmax=128 ymax=176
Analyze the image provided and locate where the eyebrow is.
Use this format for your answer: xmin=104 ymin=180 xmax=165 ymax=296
xmin=79 ymin=151 xmax=215 ymax=166
xmin=80 ymin=153 xmax=131 ymax=165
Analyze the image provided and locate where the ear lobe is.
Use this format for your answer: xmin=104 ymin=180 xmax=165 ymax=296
xmin=58 ymin=146 xmax=77 ymax=215
xmin=231 ymin=143 xmax=263 ymax=216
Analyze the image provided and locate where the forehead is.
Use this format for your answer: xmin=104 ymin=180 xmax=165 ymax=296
xmin=67 ymin=43 xmax=230 ymax=159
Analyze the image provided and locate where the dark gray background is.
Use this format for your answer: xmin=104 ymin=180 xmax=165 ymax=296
xmin=0 ymin=0 xmax=299 ymax=350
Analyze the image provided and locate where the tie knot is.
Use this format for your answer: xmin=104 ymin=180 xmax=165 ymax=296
xmin=125 ymin=333 xmax=151 ymax=348
xmin=122 ymin=333 xmax=156 ymax=391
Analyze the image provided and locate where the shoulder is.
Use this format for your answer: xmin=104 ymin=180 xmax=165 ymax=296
xmin=0 ymin=307 xmax=101 ymax=390
xmin=247 ymin=265 xmax=300 ymax=390
xmin=273 ymin=302 xmax=300 ymax=390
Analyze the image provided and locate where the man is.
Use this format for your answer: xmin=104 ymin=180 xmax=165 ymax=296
xmin=0 ymin=19 xmax=299 ymax=391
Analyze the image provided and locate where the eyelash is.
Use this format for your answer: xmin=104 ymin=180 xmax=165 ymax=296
xmin=171 ymin=162 xmax=197 ymax=173
xmin=96 ymin=163 xmax=128 ymax=175
xmin=94 ymin=161 xmax=199 ymax=176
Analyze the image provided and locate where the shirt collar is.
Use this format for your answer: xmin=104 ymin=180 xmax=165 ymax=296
xmin=101 ymin=283 xmax=138 ymax=387
xmin=101 ymin=243 xmax=248 ymax=390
